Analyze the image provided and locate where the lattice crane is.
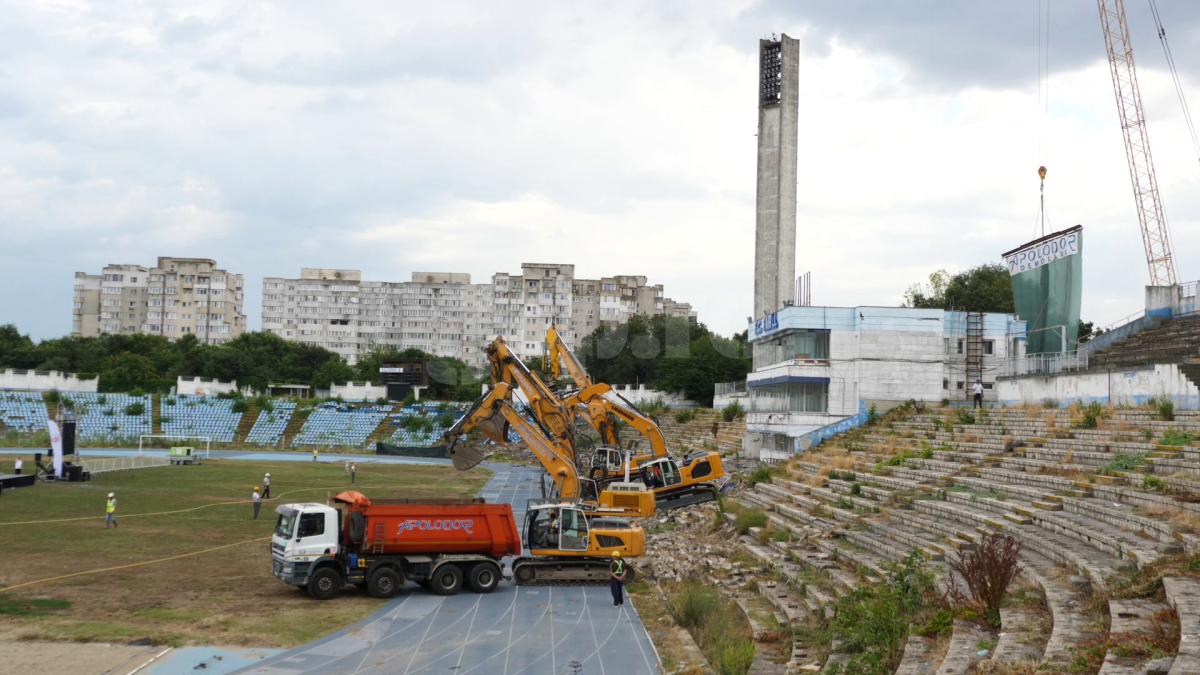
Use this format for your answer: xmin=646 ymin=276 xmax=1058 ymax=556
xmin=1096 ymin=0 xmax=1178 ymax=286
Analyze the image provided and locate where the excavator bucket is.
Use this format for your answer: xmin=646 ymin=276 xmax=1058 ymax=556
xmin=477 ymin=408 xmax=511 ymax=445
xmin=446 ymin=436 xmax=491 ymax=472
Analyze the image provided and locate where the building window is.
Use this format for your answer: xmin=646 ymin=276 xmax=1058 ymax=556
xmin=983 ymin=340 xmax=995 ymax=356
xmin=957 ymin=339 xmax=964 ymax=355
xmin=752 ymin=329 xmax=830 ymax=369
xmin=943 ymin=378 xmax=949 ymax=390
xmin=748 ymin=382 xmax=829 ymax=413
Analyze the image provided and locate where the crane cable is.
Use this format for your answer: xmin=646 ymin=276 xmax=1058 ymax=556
xmin=1035 ymin=0 xmax=1053 ymax=238
xmin=1147 ymin=0 xmax=1200 ymax=168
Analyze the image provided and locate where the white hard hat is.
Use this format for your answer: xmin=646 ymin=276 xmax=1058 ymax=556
xmin=108 ymin=493 xmax=114 ymax=498
xmin=265 ymin=473 xmax=270 ymax=476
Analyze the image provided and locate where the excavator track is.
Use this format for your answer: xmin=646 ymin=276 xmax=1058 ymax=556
xmin=511 ymin=557 xmax=637 ymax=586
xmin=655 ymin=484 xmax=718 ymax=511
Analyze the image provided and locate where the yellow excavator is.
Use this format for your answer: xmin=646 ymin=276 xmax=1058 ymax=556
xmin=543 ymin=325 xmax=726 ymax=510
xmin=442 ymin=338 xmax=655 ymax=519
xmin=441 ymin=383 xmax=648 ymax=584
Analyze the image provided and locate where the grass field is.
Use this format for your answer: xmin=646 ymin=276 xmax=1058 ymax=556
xmin=0 ymin=456 xmax=491 ymax=647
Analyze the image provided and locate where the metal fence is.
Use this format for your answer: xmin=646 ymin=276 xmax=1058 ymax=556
xmin=82 ymin=456 xmax=170 ymax=474
xmin=1001 ymin=351 xmax=1089 ymax=377
xmin=714 ymin=381 xmax=747 ymax=396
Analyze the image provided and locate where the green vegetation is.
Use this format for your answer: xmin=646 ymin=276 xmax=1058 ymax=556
xmin=667 ymin=581 xmax=756 ymax=675
xmin=865 ymin=404 xmax=879 ymax=425
xmin=1161 ymin=426 xmax=1196 ymax=447
xmin=578 ymin=314 xmax=750 ymax=407
xmin=750 ymin=465 xmax=777 ymax=485
xmin=1100 ymin=452 xmax=1147 ymax=474
xmin=0 ymin=324 xmax=483 ymax=399
xmin=734 ymin=507 xmax=768 ymax=535
xmin=954 ymin=408 xmax=975 ymax=425
xmin=1149 ymin=396 xmax=1175 ymax=422
xmin=800 ymin=551 xmax=942 ymax=675
xmin=0 ymin=458 xmax=490 ymax=646
xmin=640 ymin=397 xmax=671 ymax=417
xmin=1042 ymin=398 xmax=1058 ymax=409
xmin=1143 ymin=475 xmax=1170 ymax=493
xmin=675 ymin=408 xmax=697 ymax=424
xmin=123 ymin=401 xmax=146 ymax=416
xmin=0 ymin=598 xmax=71 ymax=616
xmin=1073 ymin=401 xmax=1107 ymax=429
xmin=721 ymin=399 xmax=745 ymax=422
xmin=902 ymin=265 xmax=1014 ymax=313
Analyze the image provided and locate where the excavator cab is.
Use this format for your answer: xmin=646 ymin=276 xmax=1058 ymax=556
xmin=524 ymin=503 xmax=590 ymax=552
xmin=639 ymin=457 xmax=683 ymax=489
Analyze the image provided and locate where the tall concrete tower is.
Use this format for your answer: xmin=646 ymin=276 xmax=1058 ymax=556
xmin=753 ymin=34 xmax=800 ymax=320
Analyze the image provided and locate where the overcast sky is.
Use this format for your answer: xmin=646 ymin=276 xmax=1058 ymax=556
xmin=2 ymin=1 xmax=1200 ymax=341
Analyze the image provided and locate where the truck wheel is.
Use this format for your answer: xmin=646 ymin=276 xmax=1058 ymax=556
xmin=430 ymin=564 xmax=463 ymax=596
xmin=307 ymin=567 xmax=343 ymax=600
xmin=467 ymin=563 xmax=500 ymax=593
xmin=368 ymin=568 xmax=401 ymax=599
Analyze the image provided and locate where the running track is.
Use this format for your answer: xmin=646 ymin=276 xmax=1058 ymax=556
xmin=230 ymin=465 xmax=660 ymax=675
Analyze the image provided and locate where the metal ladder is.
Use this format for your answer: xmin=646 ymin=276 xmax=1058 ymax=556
xmin=965 ymin=312 xmax=985 ymax=399
xmin=371 ymin=520 xmax=386 ymax=555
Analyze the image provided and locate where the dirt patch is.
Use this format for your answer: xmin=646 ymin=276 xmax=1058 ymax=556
xmin=0 ymin=639 xmax=162 ymax=675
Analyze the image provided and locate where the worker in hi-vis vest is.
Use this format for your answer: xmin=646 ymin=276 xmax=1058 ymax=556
xmin=105 ymin=493 xmax=118 ymax=528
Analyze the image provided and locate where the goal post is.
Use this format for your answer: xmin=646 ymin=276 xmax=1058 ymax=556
xmin=138 ymin=434 xmax=212 ymax=458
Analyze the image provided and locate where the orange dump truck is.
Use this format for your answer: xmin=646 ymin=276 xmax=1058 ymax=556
xmin=271 ymin=491 xmax=521 ymax=600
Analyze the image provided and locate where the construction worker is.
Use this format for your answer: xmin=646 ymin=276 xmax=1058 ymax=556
xmin=609 ymin=551 xmax=627 ymax=607
xmin=105 ymin=493 xmax=118 ymax=528
xmin=350 ymin=463 xmax=357 ymax=484
xmin=973 ymin=379 xmax=984 ymax=409
xmin=313 ymin=448 xmax=318 ymax=462
xmin=14 ymin=458 xmax=22 ymax=475
xmin=262 ymin=473 xmax=271 ymax=499
xmin=252 ymin=487 xmax=262 ymax=520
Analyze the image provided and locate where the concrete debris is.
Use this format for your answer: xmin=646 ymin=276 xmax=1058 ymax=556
xmin=640 ymin=501 xmax=746 ymax=583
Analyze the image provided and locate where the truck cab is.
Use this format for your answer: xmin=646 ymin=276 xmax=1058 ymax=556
xmin=168 ymin=446 xmax=203 ymax=465
xmin=271 ymin=503 xmax=341 ymax=589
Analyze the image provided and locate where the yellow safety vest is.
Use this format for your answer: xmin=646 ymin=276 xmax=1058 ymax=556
xmin=106 ymin=500 xmax=116 ymax=514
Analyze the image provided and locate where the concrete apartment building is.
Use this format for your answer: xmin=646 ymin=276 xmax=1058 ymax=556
xmin=72 ymin=257 xmax=246 ymax=344
xmin=261 ymin=264 xmax=697 ymax=367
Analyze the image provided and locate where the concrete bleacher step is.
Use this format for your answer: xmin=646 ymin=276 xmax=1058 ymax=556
xmin=235 ymin=402 xmax=262 ymax=440
xmin=1163 ymin=577 xmax=1200 ymax=675
xmin=1099 ymin=598 xmax=1174 ymax=675
xmin=993 ymin=605 xmax=1045 ymax=663
xmin=935 ymin=619 xmax=993 ymax=675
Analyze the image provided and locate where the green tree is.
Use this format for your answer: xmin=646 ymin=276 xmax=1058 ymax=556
xmin=312 ymin=358 xmax=356 ymax=391
xmin=904 ymin=264 xmax=1013 ymax=313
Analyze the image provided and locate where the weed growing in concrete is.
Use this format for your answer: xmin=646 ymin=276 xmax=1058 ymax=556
xmin=945 ymin=532 xmax=1023 ymax=627
xmin=734 ymin=508 xmax=767 ymax=535
xmin=1073 ymin=401 xmax=1108 ymax=429
xmin=954 ymin=408 xmax=976 ymax=425
xmin=675 ymin=408 xmax=697 ymax=424
xmin=721 ymin=400 xmax=745 ymax=422
xmin=1161 ymin=426 xmax=1196 ymax=447
xmin=667 ymin=581 xmax=755 ymax=675
xmin=1041 ymin=398 xmax=1058 ymax=409
xmin=1100 ymin=453 xmax=1147 ymax=474
xmin=1149 ymin=396 xmax=1175 ymax=421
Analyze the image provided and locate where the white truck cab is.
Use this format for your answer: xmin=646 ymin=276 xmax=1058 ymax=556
xmin=271 ymin=503 xmax=340 ymax=586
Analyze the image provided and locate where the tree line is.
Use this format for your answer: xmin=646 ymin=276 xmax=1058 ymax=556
xmin=0 ymin=318 xmax=751 ymax=404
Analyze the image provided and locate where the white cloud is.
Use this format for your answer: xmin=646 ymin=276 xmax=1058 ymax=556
xmin=0 ymin=0 xmax=1198 ymax=341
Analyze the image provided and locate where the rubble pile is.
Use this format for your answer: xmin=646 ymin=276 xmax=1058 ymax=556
xmin=640 ymin=502 xmax=744 ymax=583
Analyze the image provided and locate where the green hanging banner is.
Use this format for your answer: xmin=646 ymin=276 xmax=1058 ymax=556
xmin=1002 ymin=225 xmax=1084 ymax=355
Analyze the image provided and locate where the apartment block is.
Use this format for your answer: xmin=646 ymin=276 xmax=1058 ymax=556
xmin=261 ymin=264 xmax=697 ymax=367
xmin=72 ymin=257 xmax=246 ymax=344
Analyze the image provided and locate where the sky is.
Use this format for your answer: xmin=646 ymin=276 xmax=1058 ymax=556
xmin=2 ymin=1 xmax=1200 ymax=341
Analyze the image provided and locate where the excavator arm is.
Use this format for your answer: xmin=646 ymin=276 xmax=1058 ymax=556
xmin=565 ymin=384 xmax=669 ymax=460
xmin=544 ymin=325 xmax=592 ymax=386
xmin=487 ymin=338 xmax=576 ymax=448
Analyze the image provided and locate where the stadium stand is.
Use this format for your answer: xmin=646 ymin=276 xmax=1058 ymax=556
xmin=244 ymin=401 xmax=297 ymax=445
xmin=0 ymin=391 xmax=50 ymax=433
xmin=385 ymin=403 xmax=470 ymax=446
xmin=291 ymin=404 xmax=393 ymax=447
xmin=70 ymin=392 xmax=152 ymax=442
xmin=161 ymin=394 xmax=243 ymax=443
